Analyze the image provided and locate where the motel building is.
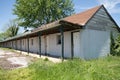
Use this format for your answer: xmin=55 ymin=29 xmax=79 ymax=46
xmin=0 ymin=5 xmax=119 ymax=60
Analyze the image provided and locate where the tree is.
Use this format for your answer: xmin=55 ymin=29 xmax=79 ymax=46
xmin=0 ymin=33 xmax=6 ymax=41
xmin=0 ymin=20 xmax=19 ymax=40
xmin=5 ymin=26 xmax=19 ymax=37
xmin=5 ymin=20 xmax=19 ymax=37
xmin=13 ymin=0 xmax=74 ymax=28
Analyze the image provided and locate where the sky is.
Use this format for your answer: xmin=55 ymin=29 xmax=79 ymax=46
xmin=0 ymin=0 xmax=120 ymax=33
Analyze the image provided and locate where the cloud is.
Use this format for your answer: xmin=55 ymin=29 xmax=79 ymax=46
xmin=97 ymin=0 xmax=120 ymax=13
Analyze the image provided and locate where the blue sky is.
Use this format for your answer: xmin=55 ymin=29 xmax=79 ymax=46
xmin=0 ymin=0 xmax=120 ymax=32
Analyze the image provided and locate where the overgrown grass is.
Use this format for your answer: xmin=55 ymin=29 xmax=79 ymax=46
xmin=0 ymin=47 xmax=16 ymax=52
xmin=0 ymin=56 xmax=120 ymax=80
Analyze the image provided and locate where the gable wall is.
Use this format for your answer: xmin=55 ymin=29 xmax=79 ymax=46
xmin=86 ymin=7 xmax=118 ymax=34
xmin=79 ymin=29 xmax=110 ymax=59
xmin=80 ymin=7 xmax=117 ymax=59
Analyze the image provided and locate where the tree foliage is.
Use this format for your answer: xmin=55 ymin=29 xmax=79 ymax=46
xmin=5 ymin=26 xmax=19 ymax=37
xmin=0 ymin=33 xmax=6 ymax=41
xmin=13 ymin=0 xmax=74 ymax=28
xmin=5 ymin=20 xmax=19 ymax=37
xmin=0 ymin=20 xmax=19 ymax=41
xmin=110 ymin=32 xmax=120 ymax=56
xmin=110 ymin=32 xmax=115 ymax=55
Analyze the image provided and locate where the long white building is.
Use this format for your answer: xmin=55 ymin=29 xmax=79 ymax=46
xmin=0 ymin=5 xmax=119 ymax=59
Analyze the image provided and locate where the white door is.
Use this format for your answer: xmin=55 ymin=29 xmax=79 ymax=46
xmin=73 ymin=32 xmax=80 ymax=58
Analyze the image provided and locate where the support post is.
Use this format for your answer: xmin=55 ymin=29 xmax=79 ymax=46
xmin=20 ymin=39 xmax=22 ymax=53
xmin=20 ymin=39 xmax=22 ymax=50
xmin=71 ymin=32 xmax=73 ymax=59
xmin=60 ymin=26 xmax=64 ymax=61
xmin=27 ymin=36 xmax=29 ymax=54
xmin=38 ymin=32 xmax=41 ymax=57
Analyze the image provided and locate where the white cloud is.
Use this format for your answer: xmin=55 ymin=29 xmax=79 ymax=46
xmin=97 ymin=0 xmax=120 ymax=13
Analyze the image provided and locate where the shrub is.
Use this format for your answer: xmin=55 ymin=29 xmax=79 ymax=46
xmin=110 ymin=32 xmax=120 ymax=56
xmin=44 ymin=57 xmax=49 ymax=61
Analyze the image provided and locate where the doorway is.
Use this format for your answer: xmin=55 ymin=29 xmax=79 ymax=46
xmin=72 ymin=32 xmax=80 ymax=58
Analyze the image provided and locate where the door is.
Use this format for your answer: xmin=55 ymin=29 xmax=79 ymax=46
xmin=73 ymin=32 xmax=80 ymax=58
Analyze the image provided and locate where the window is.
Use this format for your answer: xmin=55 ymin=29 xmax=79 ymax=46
xmin=57 ymin=35 xmax=61 ymax=45
xmin=31 ymin=39 xmax=33 ymax=45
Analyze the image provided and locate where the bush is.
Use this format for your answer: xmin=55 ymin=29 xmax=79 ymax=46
xmin=44 ymin=57 xmax=49 ymax=61
xmin=110 ymin=33 xmax=120 ymax=56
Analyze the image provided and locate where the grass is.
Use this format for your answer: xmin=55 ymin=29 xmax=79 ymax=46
xmin=0 ymin=56 xmax=120 ymax=80
xmin=0 ymin=47 xmax=16 ymax=52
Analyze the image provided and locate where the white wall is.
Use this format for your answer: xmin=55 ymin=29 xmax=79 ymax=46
xmin=21 ymin=38 xmax=27 ymax=51
xmin=80 ymin=29 xmax=110 ymax=59
xmin=41 ymin=36 xmax=46 ymax=54
xmin=29 ymin=37 xmax=39 ymax=53
xmin=17 ymin=31 xmax=72 ymax=58
xmin=5 ymin=28 xmax=110 ymax=60
xmin=46 ymin=31 xmax=72 ymax=58
xmin=47 ymin=33 xmax=61 ymax=57
xmin=17 ymin=40 xmax=21 ymax=50
xmin=13 ymin=41 xmax=16 ymax=49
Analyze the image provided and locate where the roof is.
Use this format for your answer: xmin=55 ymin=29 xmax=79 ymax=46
xmin=0 ymin=5 xmax=119 ymax=42
xmin=31 ymin=5 xmax=102 ymax=32
xmin=32 ymin=21 xmax=60 ymax=32
xmin=62 ymin=5 xmax=102 ymax=26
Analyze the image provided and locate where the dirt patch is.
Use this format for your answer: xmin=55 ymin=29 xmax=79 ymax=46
xmin=0 ymin=49 xmax=37 ymax=70
xmin=7 ymin=57 xmax=29 ymax=68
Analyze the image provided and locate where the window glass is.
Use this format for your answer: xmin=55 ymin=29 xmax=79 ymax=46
xmin=57 ymin=35 xmax=61 ymax=45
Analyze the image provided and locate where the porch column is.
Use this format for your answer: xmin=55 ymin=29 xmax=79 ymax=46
xmin=60 ymin=26 xmax=64 ymax=61
xmin=38 ymin=32 xmax=41 ymax=57
xmin=20 ymin=39 xmax=22 ymax=51
xmin=71 ymin=32 xmax=74 ymax=59
xmin=27 ymin=36 xmax=29 ymax=54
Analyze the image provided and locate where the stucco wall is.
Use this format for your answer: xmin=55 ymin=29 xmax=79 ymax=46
xmin=44 ymin=31 xmax=72 ymax=58
xmin=21 ymin=38 xmax=27 ymax=51
xmin=1 ymin=29 xmax=110 ymax=60
xmin=29 ymin=37 xmax=39 ymax=53
xmin=17 ymin=40 xmax=20 ymax=50
xmin=15 ymin=31 xmax=72 ymax=58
